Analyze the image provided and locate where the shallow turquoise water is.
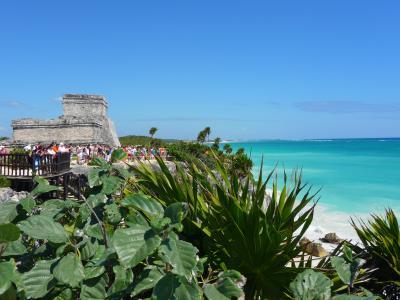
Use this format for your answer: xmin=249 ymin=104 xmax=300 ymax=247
xmin=229 ymin=139 xmax=400 ymax=213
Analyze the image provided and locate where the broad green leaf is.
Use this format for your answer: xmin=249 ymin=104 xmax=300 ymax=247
xmin=125 ymin=212 xmax=148 ymax=227
xmin=100 ymin=175 xmax=123 ymax=195
xmin=2 ymin=239 xmax=27 ymax=256
xmin=0 ymin=261 xmax=15 ymax=295
xmin=53 ymin=253 xmax=85 ymax=288
xmin=159 ymin=238 xmax=198 ymax=278
xmin=18 ymin=215 xmax=69 ymax=243
xmin=204 ymin=284 xmax=228 ymax=300
xmin=54 ymin=288 xmax=73 ymax=300
xmin=122 ymin=193 xmax=164 ymax=218
xmin=343 ymin=244 xmax=353 ymax=262
xmin=174 ymin=278 xmax=201 ymax=300
xmin=31 ymin=177 xmax=60 ymax=197
xmin=80 ymin=239 xmax=99 ymax=261
xmin=19 ymin=197 xmax=36 ymax=214
xmin=86 ymin=194 xmax=106 ymax=208
xmin=152 ymin=273 xmax=178 ymax=300
xmin=131 ymin=268 xmax=163 ymax=297
xmin=113 ymin=225 xmax=161 ymax=268
xmin=80 ymin=275 xmax=108 ymax=300
xmin=39 ymin=199 xmax=72 ymax=218
xmin=105 ymin=203 xmax=122 ymax=224
xmin=107 ymin=265 xmax=133 ymax=297
xmin=114 ymin=165 xmax=132 ymax=180
xmin=0 ymin=224 xmax=20 ymax=243
xmin=89 ymin=157 xmax=110 ymax=168
xmin=88 ymin=169 xmax=103 ymax=188
xmin=152 ymin=272 xmax=200 ymax=300
xmin=111 ymin=148 xmax=127 ymax=162
xmin=331 ymin=257 xmax=351 ymax=285
xmin=209 ymin=278 xmax=243 ymax=299
xmin=0 ymin=203 xmax=17 ymax=224
xmin=79 ymin=205 xmax=91 ymax=222
xmin=164 ymin=203 xmax=188 ymax=226
xmin=84 ymin=266 xmax=105 ymax=280
xmin=150 ymin=217 xmax=171 ymax=232
xmin=20 ymin=260 xmax=56 ymax=299
xmin=290 ymin=269 xmax=331 ymax=300
xmin=85 ymin=224 xmax=104 ymax=240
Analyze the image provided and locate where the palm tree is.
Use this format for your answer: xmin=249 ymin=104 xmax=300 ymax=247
xmin=203 ymin=127 xmax=211 ymax=142
xmin=223 ymin=143 xmax=233 ymax=154
xmin=212 ymin=137 xmax=221 ymax=150
xmin=149 ymin=127 xmax=158 ymax=139
xmin=236 ymin=147 xmax=245 ymax=155
xmin=197 ymin=130 xmax=206 ymax=144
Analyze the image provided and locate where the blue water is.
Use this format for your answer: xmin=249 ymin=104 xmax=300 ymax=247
xmin=229 ymin=139 xmax=400 ymax=213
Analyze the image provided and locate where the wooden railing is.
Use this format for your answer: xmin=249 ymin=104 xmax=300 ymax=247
xmin=0 ymin=153 xmax=71 ymax=178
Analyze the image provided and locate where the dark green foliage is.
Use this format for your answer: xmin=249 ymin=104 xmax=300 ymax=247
xmin=351 ymin=209 xmax=400 ymax=282
xmin=131 ymin=155 xmax=317 ymax=298
xmin=166 ymin=141 xmax=216 ymax=168
xmin=149 ymin=127 xmax=158 ymax=138
xmin=0 ymin=175 xmax=11 ymax=188
xmin=223 ymin=143 xmax=233 ymax=154
xmin=9 ymin=148 xmax=30 ymax=155
xmin=0 ymin=163 xmax=244 ymax=299
xmin=119 ymin=135 xmax=172 ymax=147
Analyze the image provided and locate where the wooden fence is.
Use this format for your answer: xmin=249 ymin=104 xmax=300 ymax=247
xmin=0 ymin=153 xmax=71 ymax=178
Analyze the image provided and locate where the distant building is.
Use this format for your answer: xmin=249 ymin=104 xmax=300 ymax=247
xmin=12 ymin=94 xmax=120 ymax=147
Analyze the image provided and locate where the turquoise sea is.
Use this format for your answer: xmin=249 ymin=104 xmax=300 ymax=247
xmin=229 ymin=139 xmax=400 ymax=214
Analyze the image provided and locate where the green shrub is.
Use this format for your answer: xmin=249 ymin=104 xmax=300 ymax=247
xmin=352 ymin=209 xmax=400 ymax=282
xmin=0 ymin=175 xmax=11 ymax=188
xmin=9 ymin=148 xmax=30 ymax=155
xmin=119 ymin=135 xmax=170 ymax=147
xmin=0 ymin=162 xmax=244 ymax=299
xmin=131 ymin=155 xmax=317 ymax=298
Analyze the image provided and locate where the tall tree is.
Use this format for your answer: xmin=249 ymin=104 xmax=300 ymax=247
xmin=149 ymin=127 xmax=158 ymax=139
xmin=197 ymin=130 xmax=206 ymax=144
xmin=203 ymin=127 xmax=211 ymax=142
xmin=223 ymin=143 xmax=233 ymax=154
xmin=212 ymin=137 xmax=221 ymax=151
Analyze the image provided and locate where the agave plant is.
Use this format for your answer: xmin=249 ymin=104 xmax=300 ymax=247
xmin=351 ymin=209 xmax=400 ymax=282
xmin=130 ymin=154 xmax=318 ymax=298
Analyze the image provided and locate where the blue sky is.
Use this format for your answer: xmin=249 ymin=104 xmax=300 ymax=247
xmin=1 ymin=1 xmax=399 ymax=140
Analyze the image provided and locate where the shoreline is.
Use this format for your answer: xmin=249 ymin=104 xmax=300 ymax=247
xmin=306 ymin=203 xmax=365 ymax=252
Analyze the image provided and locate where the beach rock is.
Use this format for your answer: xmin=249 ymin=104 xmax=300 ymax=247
xmin=0 ymin=188 xmax=29 ymax=204
xmin=300 ymin=237 xmax=328 ymax=257
xmin=322 ymin=232 xmax=343 ymax=244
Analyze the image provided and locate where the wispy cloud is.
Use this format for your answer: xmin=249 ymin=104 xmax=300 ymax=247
xmin=0 ymin=126 xmax=5 ymax=131
xmin=294 ymin=101 xmax=400 ymax=114
xmin=0 ymin=100 xmax=26 ymax=108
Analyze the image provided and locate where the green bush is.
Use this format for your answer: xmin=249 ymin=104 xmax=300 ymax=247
xmin=119 ymin=135 xmax=171 ymax=147
xmin=0 ymin=162 xmax=244 ymax=299
xmin=352 ymin=209 xmax=400 ymax=282
xmin=0 ymin=175 xmax=11 ymax=188
xmin=9 ymin=148 xmax=30 ymax=155
xmin=131 ymin=155 xmax=317 ymax=298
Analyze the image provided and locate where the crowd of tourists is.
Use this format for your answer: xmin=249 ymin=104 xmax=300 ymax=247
xmin=0 ymin=142 xmax=168 ymax=165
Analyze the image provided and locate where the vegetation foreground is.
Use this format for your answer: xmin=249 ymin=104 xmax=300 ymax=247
xmin=0 ymin=148 xmax=399 ymax=299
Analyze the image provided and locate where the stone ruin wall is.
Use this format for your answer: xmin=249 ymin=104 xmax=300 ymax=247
xmin=12 ymin=94 xmax=121 ymax=147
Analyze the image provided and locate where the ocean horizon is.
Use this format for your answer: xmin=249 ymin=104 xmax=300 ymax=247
xmin=228 ymin=138 xmax=400 ymax=214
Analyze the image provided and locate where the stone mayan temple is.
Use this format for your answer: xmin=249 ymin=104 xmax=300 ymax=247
xmin=12 ymin=94 xmax=120 ymax=147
